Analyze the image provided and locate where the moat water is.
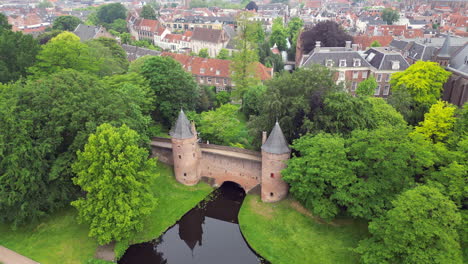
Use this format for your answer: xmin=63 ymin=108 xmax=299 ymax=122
xmin=118 ymin=182 xmax=267 ymax=264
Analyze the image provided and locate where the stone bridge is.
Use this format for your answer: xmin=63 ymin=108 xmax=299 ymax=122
xmin=150 ymin=110 xmax=291 ymax=202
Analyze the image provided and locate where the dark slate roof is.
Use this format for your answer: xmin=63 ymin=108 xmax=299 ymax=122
xmin=302 ymin=50 xmax=371 ymax=68
xmin=437 ymin=34 xmax=451 ymax=58
xmin=170 ymin=110 xmax=194 ymax=139
xmin=364 ymin=48 xmax=410 ymax=71
xmin=448 ymin=43 xmax=468 ymax=75
xmin=261 ymin=122 xmax=290 ymax=154
xmin=121 ymin=44 xmax=161 ymax=61
xmin=73 ymin=24 xmax=99 ymax=42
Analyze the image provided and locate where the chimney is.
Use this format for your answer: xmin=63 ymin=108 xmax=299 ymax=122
xmin=352 ymin=43 xmax=358 ymax=51
xmin=315 ymin=41 xmax=321 ymax=52
xmin=345 ymin=40 xmax=352 ymax=49
xmin=262 ymin=131 xmax=267 ymax=145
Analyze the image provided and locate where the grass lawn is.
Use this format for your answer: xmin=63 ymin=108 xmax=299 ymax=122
xmin=239 ymin=195 xmax=369 ymax=264
xmin=0 ymin=208 xmax=98 ymax=264
xmin=114 ymin=162 xmax=213 ymax=258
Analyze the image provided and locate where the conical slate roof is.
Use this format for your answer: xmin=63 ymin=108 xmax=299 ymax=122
xmin=438 ymin=34 xmax=451 ymax=58
xmin=261 ymin=121 xmax=290 ymax=154
xmin=170 ymin=110 xmax=194 ymax=139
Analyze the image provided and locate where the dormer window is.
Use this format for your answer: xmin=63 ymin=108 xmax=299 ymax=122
xmin=353 ymin=59 xmax=361 ymax=67
xmin=200 ymin=68 xmax=205 ymax=74
xmin=339 ymin=59 xmax=347 ymax=67
xmin=216 ymin=70 xmax=220 ymax=75
xmin=325 ymin=59 xmax=334 ymax=67
xmin=188 ymin=66 xmax=192 ymax=71
xmin=391 ymin=61 xmax=400 ymax=70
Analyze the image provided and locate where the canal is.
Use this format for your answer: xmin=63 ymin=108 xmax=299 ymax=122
xmin=118 ymin=181 xmax=267 ymax=264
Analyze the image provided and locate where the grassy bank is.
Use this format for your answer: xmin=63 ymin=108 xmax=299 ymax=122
xmin=114 ymin=162 xmax=212 ymax=258
xmin=0 ymin=162 xmax=212 ymax=263
xmin=239 ymin=195 xmax=369 ymax=264
xmin=0 ymin=208 xmax=97 ymax=264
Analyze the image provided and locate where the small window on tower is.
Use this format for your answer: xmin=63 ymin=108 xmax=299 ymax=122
xmin=270 ymin=192 xmax=274 ymax=197
xmin=179 ymin=155 xmax=181 ymax=159
xmin=184 ymin=173 xmax=187 ymax=176
xmin=270 ymin=173 xmax=274 ymax=178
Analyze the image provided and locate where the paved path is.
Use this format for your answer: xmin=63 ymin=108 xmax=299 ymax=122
xmin=0 ymin=246 xmax=40 ymax=264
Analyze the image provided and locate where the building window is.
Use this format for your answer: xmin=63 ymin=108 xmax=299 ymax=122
xmin=325 ymin=59 xmax=333 ymax=67
xmin=385 ymin=74 xmax=391 ymax=82
xmin=207 ymin=77 xmax=212 ymax=83
xmin=353 ymin=71 xmax=359 ymax=79
xmin=183 ymin=173 xmax=187 ymax=176
xmin=353 ymin=59 xmax=361 ymax=67
xmin=351 ymin=82 xmax=357 ymax=91
xmin=362 ymin=71 xmax=368 ymax=79
xmin=338 ymin=71 xmax=345 ymax=81
xmin=374 ymin=85 xmax=381 ymax=96
xmin=200 ymin=77 xmax=204 ymax=83
xmin=216 ymin=78 xmax=219 ymax=84
xmin=223 ymin=78 xmax=227 ymax=84
xmin=377 ymin=74 xmax=382 ymax=82
xmin=339 ymin=59 xmax=347 ymax=67
xmin=200 ymin=68 xmax=205 ymax=74
xmin=216 ymin=70 xmax=220 ymax=75
xmin=188 ymin=66 xmax=192 ymax=71
xmin=383 ymin=85 xmax=390 ymax=95
xmin=270 ymin=173 xmax=274 ymax=178
xmin=270 ymin=192 xmax=274 ymax=197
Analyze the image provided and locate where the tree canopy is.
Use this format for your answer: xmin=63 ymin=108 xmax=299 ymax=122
xmin=140 ymin=5 xmax=157 ymax=20
xmin=381 ymin=8 xmax=399 ymax=25
xmin=300 ymin=21 xmax=353 ymax=55
xmin=270 ymin=17 xmax=288 ymax=51
xmin=52 ymin=16 xmax=82 ymax=31
xmin=97 ymin=3 xmax=127 ymax=24
xmin=413 ymin=100 xmax=457 ymax=143
xmin=356 ymin=185 xmax=463 ymax=264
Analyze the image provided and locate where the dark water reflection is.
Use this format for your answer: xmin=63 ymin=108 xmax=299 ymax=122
xmin=119 ymin=182 xmax=267 ymax=264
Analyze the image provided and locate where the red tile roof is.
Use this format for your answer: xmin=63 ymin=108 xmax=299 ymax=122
xmin=353 ymin=35 xmax=394 ymax=49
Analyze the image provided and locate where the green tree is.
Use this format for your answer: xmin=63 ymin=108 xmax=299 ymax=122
xmin=28 ymin=32 xmax=99 ymax=77
xmin=38 ymin=0 xmax=53 ymax=9
xmin=287 ymin=17 xmax=303 ymax=45
xmin=242 ymin=85 xmax=266 ymax=117
xmin=230 ymin=12 xmax=261 ymax=99
xmin=270 ymin=17 xmax=288 ymax=51
xmin=0 ymin=13 xmax=11 ymax=31
xmin=141 ymin=56 xmax=198 ymax=125
xmin=52 ymin=16 xmax=82 ymax=31
xmin=216 ymin=48 xmax=230 ymax=60
xmin=381 ymin=8 xmax=399 ymax=25
xmin=355 ymin=76 xmax=377 ymax=96
xmin=370 ymin=40 xmax=381 ymax=47
xmin=0 ymin=70 xmax=152 ymax=226
xmin=0 ymin=29 xmax=40 ymax=83
xmin=356 ymin=186 xmax=463 ymax=264
xmin=258 ymin=40 xmax=284 ymax=72
xmin=141 ymin=5 xmax=157 ymax=19
xmin=72 ymin=123 xmax=157 ymax=245
xmin=36 ymin=29 xmax=62 ymax=44
xmin=413 ymin=100 xmax=457 ymax=143
xmin=97 ymin=3 xmax=127 ymax=24
xmin=128 ymin=55 xmax=155 ymax=73
xmin=109 ymin=19 xmax=128 ymax=33
xmin=215 ymin=91 xmax=231 ymax=107
xmin=87 ymin=37 xmax=129 ymax=76
xmin=198 ymin=48 xmax=209 ymax=58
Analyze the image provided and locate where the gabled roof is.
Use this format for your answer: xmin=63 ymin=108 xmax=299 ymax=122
xmin=437 ymin=34 xmax=452 ymax=58
xmin=170 ymin=110 xmax=194 ymax=139
xmin=191 ymin=27 xmax=227 ymax=43
xmin=73 ymin=24 xmax=100 ymax=42
xmin=261 ymin=122 xmax=290 ymax=155
xmin=364 ymin=48 xmax=410 ymax=71
xmin=302 ymin=50 xmax=371 ymax=68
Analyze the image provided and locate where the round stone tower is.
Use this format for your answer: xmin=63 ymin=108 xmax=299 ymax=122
xmin=261 ymin=121 xmax=290 ymax=202
xmin=170 ymin=110 xmax=201 ymax=186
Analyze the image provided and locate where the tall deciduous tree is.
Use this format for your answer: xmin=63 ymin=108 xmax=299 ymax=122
xmin=72 ymin=123 xmax=157 ymax=245
xmin=356 ymin=185 xmax=463 ymax=264
xmin=141 ymin=56 xmax=198 ymax=125
xmin=52 ymin=16 xmax=82 ymax=31
xmin=356 ymin=76 xmax=377 ymax=96
xmin=230 ymin=12 xmax=261 ymax=99
xmin=413 ymin=100 xmax=457 ymax=143
xmin=97 ymin=3 xmax=127 ymax=24
xmin=140 ymin=5 xmax=157 ymax=19
xmin=0 ymin=29 xmax=40 ymax=83
xmin=0 ymin=13 xmax=12 ymax=31
xmin=381 ymin=8 xmax=399 ymax=25
xmin=300 ymin=21 xmax=353 ymax=55
xmin=270 ymin=17 xmax=288 ymax=51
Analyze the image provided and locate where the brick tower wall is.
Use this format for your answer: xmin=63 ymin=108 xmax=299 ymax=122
xmin=261 ymin=151 xmax=290 ymax=202
xmin=171 ymin=136 xmax=201 ymax=186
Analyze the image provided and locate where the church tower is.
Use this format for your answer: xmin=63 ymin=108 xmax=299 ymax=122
xmin=435 ymin=34 xmax=451 ymax=67
xmin=170 ymin=110 xmax=201 ymax=186
xmin=261 ymin=121 xmax=290 ymax=202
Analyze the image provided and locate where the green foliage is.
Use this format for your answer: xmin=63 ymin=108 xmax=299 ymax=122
xmin=38 ymin=0 xmax=53 ymax=9
xmin=283 ymin=126 xmax=432 ymax=220
xmin=36 ymin=29 xmax=62 ymax=44
xmin=258 ymin=41 xmax=284 ymax=72
xmin=356 ymin=76 xmax=377 ymax=96
xmin=370 ymin=40 xmax=381 ymax=47
xmin=72 ymin=123 xmax=158 ymax=245
xmin=413 ymin=100 xmax=457 ymax=143
xmin=0 ymin=70 xmax=152 ymax=226
xmin=249 ymin=66 xmax=339 ymax=144
xmin=28 ymin=32 xmax=99 ymax=77
xmin=391 ymin=61 xmax=451 ymax=107
xmin=189 ymin=0 xmax=243 ymax=9
xmin=97 ymin=3 xmax=127 ymax=24
xmin=86 ymin=259 xmax=114 ymax=264
xmin=216 ymin=48 xmax=230 ymax=60
xmin=196 ymin=104 xmax=249 ymax=147
xmin=108 ymin=18 xmax=128 ymax=33
xmin=52 ymin=16 xmax=82 ymax=31
xmin=0 ymin=29 xmax=40 ymax=83
xmin=215 ymin=90 xmax=231 ymax=107
xmin=287 ymin=17 xmax=303 ymax=47
xmin=141 ymin=56 xmax=198 ymax=125
xmin=0 ymin=13 xmax=12 ymax=31
xmin=86 ymin=38 xmax=129 ymax=76
xmin=128 ymin=55 xmax=155 ymax=74
xmin=196 ymin=86 xmax=217 ymax=111
xmin=270 ymin=17 xmax=288 ymax=51
xmin=356 ymin=185 xmax=463 ymax=264
xmin=381 ymin=8 xmax=399 ymax=25
xmin=141 ymin=5 xmax=157 ymax=19
xmin=242 ymin=85 xmax=266 ymax=117
xmin=230 ymin=12 xmax=261 ymax=99
xmin=198 ymin=48 xmax=209 ymax=58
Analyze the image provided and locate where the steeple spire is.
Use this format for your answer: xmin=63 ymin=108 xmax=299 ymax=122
xmin=261 ymin=121 xmax=290 ymax=154
xmin=170 ymin=110 xmax=194 ymax=139
xmin=438 ymin=33 xmax=451 ymax=58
